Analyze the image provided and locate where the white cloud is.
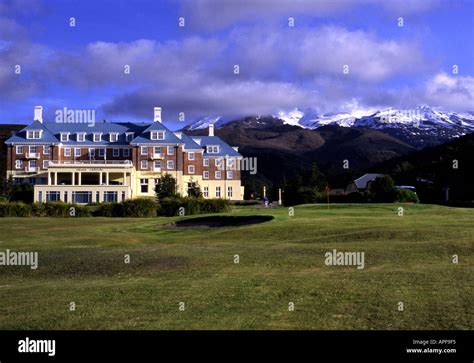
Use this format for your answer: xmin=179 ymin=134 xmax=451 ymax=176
xmin=424 ymin=73 xmax=474 ymax=111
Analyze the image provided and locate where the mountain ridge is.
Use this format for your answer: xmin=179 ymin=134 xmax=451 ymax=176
xmin=184 ymin=106 xmax=474 ymax=148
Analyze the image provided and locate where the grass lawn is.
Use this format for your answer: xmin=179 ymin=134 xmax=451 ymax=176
xmin=0 ymin=203 xmax=472 ymax=330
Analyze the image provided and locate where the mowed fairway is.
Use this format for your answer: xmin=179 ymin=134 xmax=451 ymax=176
xmin=0 ymin=204 xmax=472 ymax=330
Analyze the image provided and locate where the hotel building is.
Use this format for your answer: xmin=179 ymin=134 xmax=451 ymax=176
xmin=5 ymin=106 xmax=244 ymax=203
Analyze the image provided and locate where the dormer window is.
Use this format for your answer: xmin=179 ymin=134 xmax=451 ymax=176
xmin=26 ymin=130 xmax=41 ymax=139
xmin=77 ymin=133 xmax=86 ymax=142
xmin=126 ymin=132 xmax=134 ymax=142
xmin=151 ymin=131 xmax=165 ymax=140
xmin=109 ymin=133 xmax=119 ymax=142
xmin=60 ymin=133 xmax=70 ymax=142
xmin=93 ymin=133 xmax=102 ymax=142
xmin=206 ymin=145 xmax=219 ymax=154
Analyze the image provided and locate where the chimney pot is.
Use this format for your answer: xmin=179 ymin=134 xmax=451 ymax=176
xmin=154 ymin=107 xmax=162 ymax=122
xmin=34 ymin=105 xmax=43 ymax=123
xmin=209 ymin=124 xmax=214 ymax=136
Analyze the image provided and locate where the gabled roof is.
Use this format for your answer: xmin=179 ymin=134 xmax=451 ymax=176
xmin=131 ymin=122 xmax=182 ymax=144
xmin=178 ymin=133 xmax=203 ymax=151
xmin=198 ymin=136 xmax=241 ymax=157
xmin=6 ymin=121 xmax=59 ymax=144
xmin=354 ymin=173 xmax=384 ymax=189
xmin=5 ymin=120 xmax=241 ymax=157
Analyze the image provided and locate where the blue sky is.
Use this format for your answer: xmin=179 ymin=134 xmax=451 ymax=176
xmin=0 ymin=0 xmax=473 ymax=128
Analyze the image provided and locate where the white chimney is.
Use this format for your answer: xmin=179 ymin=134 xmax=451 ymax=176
xmin=34 ymin=105 xmax=43 ymax=123
xmin=153 ymin=107 xmax=162 ymax=122
xmin=209 ymin=124 xmax=214 ymax=136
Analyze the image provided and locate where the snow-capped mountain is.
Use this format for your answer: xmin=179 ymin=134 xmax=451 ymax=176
xmin=184 ymin=106 xmax=474 ymax=147
xmin=275 ymin=106 xmax=474 ymax=132
xmin=185 ymin=115 xmax=225 ymax=130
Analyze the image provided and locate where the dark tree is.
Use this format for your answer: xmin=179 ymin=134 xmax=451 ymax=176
xmin=155 ymin=174 xmax=178 ymax=200
xmin=369 ymin=175 xmax=397 ymax=202
xmin=187 ymin=182 xmax=203 ymax=198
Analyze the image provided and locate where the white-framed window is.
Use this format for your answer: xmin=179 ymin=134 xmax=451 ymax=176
xmin=140 ymin=146 xmax=148 ymax=155
xmin=227 ymin=158 xmax=235 ymax=169
xmin=141 ymin=160 xmax=148 ymax=170
xmin=43 ymin=160 xmax=49 ymax=169
xmin=77 ymin=133 xmax=86 ymax=142
xmin=203 ymin=186 xmax=209 ymax=198
xmin=28 ymin=160 xmax=37 ymax=171
xmin=26 ymin=130 xmax=41 ymax=139
xmin=126 ymin=132 xmax=134 ymax=142
xmin=109 ymin=133 xmax=119 ymax=142
xmin=113 ymin=148 xmax=120 ymax=157
xmin=167 ymin=146 xmax=174 ymax=155
xmin=215 ymin=186 xmax=221 ymax=198
xmin=89 ymin=148 xmax=95 ymax=157
xmin=153 ymin=160 xmax=162 ymax=171
xmin=123 ymin=148 xmax=130 ymax=157
xmin=29 ymin=145 xmax=37 ymax=153
xmin=203 ymin=171 xmax=209 ymax=179
xmin=167 ymin=160 xmax=174 ymax=169
xmin=60 ymin=133 xmax=69 ymax=142
xmin=93 ymin=133 xmax=102 ymax=142
xmin=188 ymin=165 xmax=195 ymax=174
xmin=98 ymin=148 xmax=105 ymax=157
xmin=206 ymin=145 xmax=219 ymax=153
xmin=188 ymin=152 xmax=195 ymax=160
xmin=215 ymin=171 xmax=222 ymax=179
xmin=15 ymin=160 xmax=23 ymax=169
xmin=203 ymin=158 xmax=209 ymax=166
xmin=150 ymin=131 xmax=165 ymax=140
xmin=64 ymin=147 xmax=71 ymax=157
xmin=43 ymin=145 xmax=49 ymax=155
xmin=154 ymin=178 xmax=160 ymax=185
xmin=140 ymin=178 xmax=149 ymax=193
xmin=154 ymin=146 xmax=161 ymax=155
xmin=227 ymin=186 xmax=233 ymax=198
xmin=215 ymin=158 xmax=222 ymax=167
xmin=16 ymin=145 xmax=24 ymax=154
xmin=74 ymin=148 xmax=81 ymax=157
xmin=227 ymin=171 xmax=234 ymax=179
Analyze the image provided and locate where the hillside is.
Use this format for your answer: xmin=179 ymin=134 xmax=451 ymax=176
xmin=187 ymin=117 xmax=416 ymax=190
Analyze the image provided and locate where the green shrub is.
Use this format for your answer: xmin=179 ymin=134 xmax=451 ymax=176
xmin=43 ymin=202 xmax=71 ymax=217
xmin=74 ymin=205 xmax=92 ymax=217
xmin=369 ymin=176 xmax=397 ymax=202
xmin=0 ymin=202 xmax=32 ymax=217
xmin=93 ymin=202 xmax=122 ymax=217
xmin=0 ymin=197 xmax=228 ymax=218
xmin=121 ymin=198 xmax=157 ymax=217
xmin=157 ymin=197 xmax=182 ymax=217
xmin=93 ymin=199 xmax=157 ymax=217
xmin=396 ymin=189 xmax=420 ymax=203
xmin=200 ymin=198 xmax=231 ymax=213
xmin=158 ymin=197 xmax=231 ymax=216
xmin=32 ymin=203 xmax=48 ymax=217
xmin=0 ymin=202 xmax=11 ymax=217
